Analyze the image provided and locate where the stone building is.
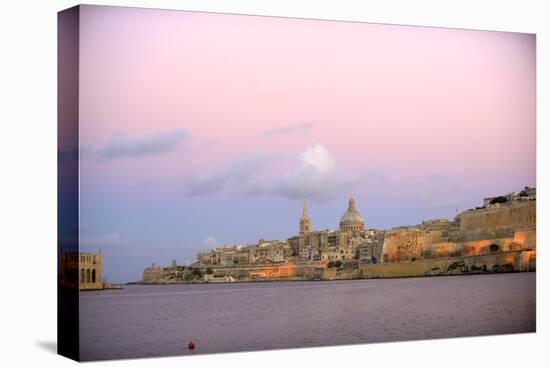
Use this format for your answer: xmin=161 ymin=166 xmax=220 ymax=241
xmin=339 ymin=197 xmax=365 ymax=233
xmin=196 ymin=245 xmax=247 ymax=266
xmin=197 ymin=241 xmax=294 ymax=266
xmin=249 ymin=240 xmax=293 ymax=264
xmin=358 ymin=229 xmax=385 ymax=263
xmin=299 ymin=200 xmax=311 ymax=234
xmin=289 ymin=197 xmax=371 ymax=262
xmin=218 ymin=245 xmax=250 ymax=266
xmin=142 ymin=263 xmax=165 ymax=283
xmin=195 ymin=197 xmax=375 ymax=266
xmin=59 ymin=250 xmax=103 ymax=290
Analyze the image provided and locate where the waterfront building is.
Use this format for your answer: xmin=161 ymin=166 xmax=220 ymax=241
xmin=154 ymin=186 xmax=536 ymax=283
xmin=289 ymin=197 xmax=374 ymax=262
xmin=196 ymin=196 xmax=375 ymax=265
xmin=60 ymin=250 xmax=103 ymax=290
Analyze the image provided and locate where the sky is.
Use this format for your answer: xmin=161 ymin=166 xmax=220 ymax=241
xmin=76 ymin=5 xmax=535 ymax=283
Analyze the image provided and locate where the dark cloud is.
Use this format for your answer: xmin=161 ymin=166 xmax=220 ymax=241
xmin=264 ymin=123 xmax=312 ymax=136
xmin=96 ymin=129 xmax=187 ymax=161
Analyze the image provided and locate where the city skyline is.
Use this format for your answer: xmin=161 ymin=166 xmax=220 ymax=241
xmin=76 ymin=6 xmax=535 ymax=283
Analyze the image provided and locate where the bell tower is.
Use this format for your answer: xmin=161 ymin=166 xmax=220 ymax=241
xmin=299 ymin=199 xmax=311 ymax=234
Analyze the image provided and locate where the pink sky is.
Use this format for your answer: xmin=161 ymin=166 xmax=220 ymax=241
xmin=79 ymin=6 xmax=534 ymax=183
xmin=76 ymin=5 xmax=535 ymax=282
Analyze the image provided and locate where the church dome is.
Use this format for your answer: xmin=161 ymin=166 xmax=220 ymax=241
xmin=339 ymin=197 xmax=365 ymax=232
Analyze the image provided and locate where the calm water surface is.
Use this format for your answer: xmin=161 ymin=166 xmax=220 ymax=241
xmin=80 ymin=272 xmax=535 ymax=361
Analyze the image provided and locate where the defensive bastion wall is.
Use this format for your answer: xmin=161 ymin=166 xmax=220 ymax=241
xmin=143 ymin=250 xmax=535 ymax=283
xmin=142 ymin=262 xmax=327 ymax=284
xmin=381 ymin=201 xmax=535 ymax=263
xmin=459 ymin=200 xmax=535 ymax=234
xmin=361 ymin=250 xmax=535 ymax=279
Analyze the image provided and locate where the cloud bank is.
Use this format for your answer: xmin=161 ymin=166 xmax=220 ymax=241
xmin=272 ymin=144 xmax=359 ymax=201
xmin=96 ymin=129 xmax=187 ymax=161
xmin=185 ymin=144 xmax=361 ymax=202
xmin=185 ymin=153 xmax=271 ymax=196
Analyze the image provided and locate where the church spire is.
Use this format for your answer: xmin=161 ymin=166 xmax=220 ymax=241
xmin=299 ymin=199 xmax=311 ymax=234
xmin=302 ymin=199 xmax=309 ymax=219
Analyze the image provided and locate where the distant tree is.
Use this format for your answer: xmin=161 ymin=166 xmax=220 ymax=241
xmin=205 ymin=267 xmax=213 ymax=275
xmin=519 ymin=187 xmax=530 ymax=197
xmin=191 ymin=268 xmax=202 ymax=278
xmin=490 ymin=196 xmax=507 ymax=204
xmin=334 ymin=260 xmax=342 ymax=268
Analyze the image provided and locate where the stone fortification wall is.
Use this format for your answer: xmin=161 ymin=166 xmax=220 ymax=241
xmin=458 ymin=201 xmax=535 ymax=238
xmin=381 ymin=228 xmax=535 ymax=263
xmin=381 ymin=200 xmax=535 ymax=263
xmin=361 ymin=250 xmax=535 ymax=279
xmin=320 ymin=267 xmax=361 ymax=280
xmin=203 ymin=263 xmax=324 ymax=280
xmin=381 ymin=228 xmax=448 ymax=263
xmin=142 ymin=267 xmax=169 ymax=283
xmin=141 ymin=262 xmax=327 ymax=283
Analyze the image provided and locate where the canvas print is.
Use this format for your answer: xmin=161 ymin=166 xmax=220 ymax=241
xmin=58 ymin=5 xmax=536 ymax=362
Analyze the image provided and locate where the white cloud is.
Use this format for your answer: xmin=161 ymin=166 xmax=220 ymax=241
xmin=184 ymin=144 xmax=364 ymax=203
xmin=273 ymin=144 xmax=359 ymax=202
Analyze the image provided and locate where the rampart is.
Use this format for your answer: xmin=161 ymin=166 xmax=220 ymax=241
xmin=381 ymin=200 xmax=535 ymax=263
xmin=361 ymin=250 xmax=535 ymax=278
xmin=141 ymin=262 xmax=328 ymax=284
xmin=458 ymin=200 xmax=535 ymax=239
xmin=140 ymin=188 xmax=536 ymax=284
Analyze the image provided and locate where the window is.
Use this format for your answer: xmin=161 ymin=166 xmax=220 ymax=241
xmin=86 ymin=269 xmax=91 ymax=283
xmin=92 ymin=269 xmax=96 ymax=283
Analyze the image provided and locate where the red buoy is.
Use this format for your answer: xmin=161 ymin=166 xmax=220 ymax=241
xmin=187 ymin=341 xmax=195 ymax=350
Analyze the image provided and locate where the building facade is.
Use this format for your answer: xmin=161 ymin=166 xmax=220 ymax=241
xmin=289 ymin=197 xmax=377 ymax=262
xmin=60 ymin=250 xmax=103 ymax=290
xmin=195 ymin=197 xmax=382 ymax=266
